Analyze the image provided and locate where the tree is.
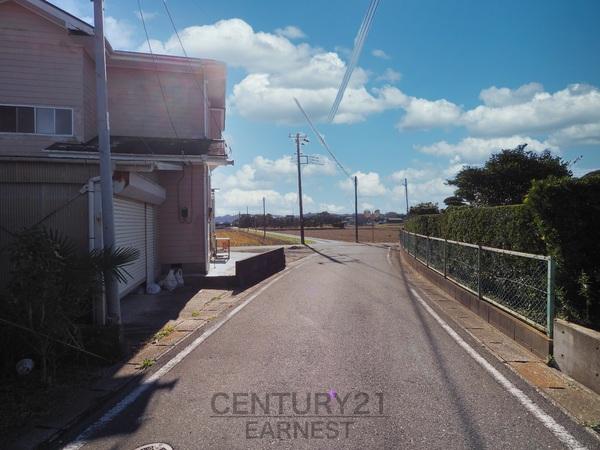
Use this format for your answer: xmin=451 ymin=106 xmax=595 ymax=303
xmin=447 ymin=144 xmax=571 ymax=206
xmin=443 ymin=196 xmax=466 ymax=207
xmin=409 ymin=202 xmax=439 ymax=215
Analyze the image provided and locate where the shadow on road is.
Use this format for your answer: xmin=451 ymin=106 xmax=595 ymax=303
xmin=305 ymin=244 xmax=345 ymax=264
xmin=397 ymin=258 xmax=487 ymax=449
xmin=50 ymin=378 xmax=179 ymax=449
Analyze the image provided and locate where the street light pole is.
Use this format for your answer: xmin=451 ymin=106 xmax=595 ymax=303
xmin=263 ymin=196 xmax=266 ymax=239
xmin=354 ymin=175 xmax=358 ymax=243
xmin=94 ymin=0 xmax=120 ymax=325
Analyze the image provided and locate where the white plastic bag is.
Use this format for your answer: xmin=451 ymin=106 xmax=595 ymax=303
xmin=146 ymin=283 xmax=161 ymax=294
xmin=175 ymin=268 xmax=184 ymax=287
xmin=161 ymin=269 xmax=178 ymax=291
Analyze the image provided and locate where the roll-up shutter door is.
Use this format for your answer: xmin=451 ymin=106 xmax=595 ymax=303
xmin=114 ymin=197 xmax=157 ymax=297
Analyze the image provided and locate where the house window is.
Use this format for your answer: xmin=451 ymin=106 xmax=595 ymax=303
xmin=0 ymin=105 xmax=72 ymax=136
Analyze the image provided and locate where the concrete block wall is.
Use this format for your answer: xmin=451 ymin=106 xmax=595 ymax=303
xmin=554 ymin=319 xmax=600 ymax=394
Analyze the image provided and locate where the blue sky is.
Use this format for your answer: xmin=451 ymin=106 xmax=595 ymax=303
xmin=54 ymin=0 xmax=600 ymax=215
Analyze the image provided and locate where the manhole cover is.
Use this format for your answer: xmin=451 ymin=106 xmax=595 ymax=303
xmin=134 ymin=444 xmax=173 ymax=450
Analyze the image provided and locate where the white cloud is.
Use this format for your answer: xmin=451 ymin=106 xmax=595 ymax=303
xmin=318 ymin=203 xmax=346 ymax=213
xmin=392 ymin=178 xmax=454 ymax=207
xmin=104 ymin=16 xmax=137 ymax=50
xmin=376 ymin=68 xmax=402 ymax=83
xmin=463 ymin=84 xmax=600 ymax=137
xmin=479 ymin=82 xmax=544 ymax=107
xmin=549 ymin=122 xmax=600 ymax=147
xmin=398 ymin=98 xmax=463 ymax=130
xmin=143 ymin=18 xmax=409 ymax=124
xmin=231 ymin=76 xmax=407 ymax=124
xmin=372 ymin=49 xmax=390 ymax=60
xmin=339 ymin=171 xmax=388 ymax=196
xmin=135 ymin=10 xmax=158 ymax=21
xmin=395 ymin=83 xmax=600 ymax=150
xmin=212 ymin=153 xmax=339 ymax=215
xmin=50 ymin=1 xmax=137 ymax=50
xmin=417 ymin=136 xmax=555 ymax=162
xmin=217 ymin=188 xmax=313 ymax=215
xmin=274 ymin=25 xmax=306 ymax=40
xmin=390 ymin=168 xmax=433 ymax=183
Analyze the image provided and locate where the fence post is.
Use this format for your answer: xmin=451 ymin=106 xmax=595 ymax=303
xmin=477 ymin=244 xmax=482 ymax=298
xmin=443 ymin=239 xmax=447 ymax=278
xmin=426 ymin=236 xmax=430 ymax=267
xmin=547 ymin=256 xmax=555 ymax=339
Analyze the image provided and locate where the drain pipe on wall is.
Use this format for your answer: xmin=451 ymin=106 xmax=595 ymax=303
xmin=86 ymin=177 xmax=100 ymax=252
xmin=82 ymin=176 xmax=105 ymax=325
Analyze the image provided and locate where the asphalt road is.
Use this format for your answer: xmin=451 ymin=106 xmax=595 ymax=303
xmin=61 ymin=242 xmax=598 ymax=449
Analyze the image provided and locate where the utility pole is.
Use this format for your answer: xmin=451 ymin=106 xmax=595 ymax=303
xmin=290 ymin=132 xmax=308 ymax=245
xmin=404 ymin=178 xmax=409 ymax=215
xmin=94 ymin=0 xmax=119 ymax=325
xmin=354 ymin=176 xmax=358 ymax=243
xmin=262 ymin=196 xmax=266 ymax=239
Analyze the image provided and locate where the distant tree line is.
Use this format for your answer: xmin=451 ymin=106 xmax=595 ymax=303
xmin=229 ymin=211 xmax=404 ymax=229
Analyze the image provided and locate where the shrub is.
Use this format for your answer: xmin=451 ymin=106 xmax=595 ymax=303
xmin=0 ymin=227 xmax=138 ymax=383
xmin=403 ymin=214 xmax=444 ymax=236
xmin=526 ymin=175 xmax=600 ymax=328
xmin=404 ymin=205 xmax=544 ymax=253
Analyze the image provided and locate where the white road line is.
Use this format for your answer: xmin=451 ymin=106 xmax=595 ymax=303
xmin=408 ymin=287 xmax=587 ymax=450
xmin=62 ymin=254 xmax=316 ymax=450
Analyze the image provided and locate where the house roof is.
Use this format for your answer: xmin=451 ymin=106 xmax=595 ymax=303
xmin=45 ymin=136 xmax=228 ymax=158
xmin=13 ymin=1 xmax=226 ymax=71
xmin=11 ymin=0 xmax=94 ymax=35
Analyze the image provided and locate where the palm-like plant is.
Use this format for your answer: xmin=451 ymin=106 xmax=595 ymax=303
xmin=1 ymin=226 xmax=139 ymax=383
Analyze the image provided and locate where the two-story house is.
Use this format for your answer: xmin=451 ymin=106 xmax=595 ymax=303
xmin=0 ymin=0 xmax=232 ymax=298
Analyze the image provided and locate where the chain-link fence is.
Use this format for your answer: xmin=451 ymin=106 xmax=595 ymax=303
xmin=400 ymin=230 xmax=555 ymax=336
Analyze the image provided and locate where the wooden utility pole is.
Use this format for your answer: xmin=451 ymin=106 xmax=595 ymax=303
xmin=354 ymin=176 xmax=358 ymax=243
xmin=94 ymin=0 xmax=119 ymax=325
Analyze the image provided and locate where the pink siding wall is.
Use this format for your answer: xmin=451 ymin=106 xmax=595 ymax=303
xmin=157 ymin=165 xmax=208 ymax=272
xmin=0 ymin=1 xmax=84 ymax=156
xmin=107 ymin=67 xmax=206 ymax=139
xmin=0 ymin=1 xmax=227 ymax=155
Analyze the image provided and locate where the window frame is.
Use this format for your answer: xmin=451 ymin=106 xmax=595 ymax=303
xmin=0 ymin=103 xmax=74 ymax=137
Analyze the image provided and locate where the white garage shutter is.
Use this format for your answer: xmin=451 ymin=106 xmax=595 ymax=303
xmin=114 ymin=197 xmax=157 ymax=297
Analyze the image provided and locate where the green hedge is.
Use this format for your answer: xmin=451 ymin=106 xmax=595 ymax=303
xmin=403 ymin=214 xmax=443 ymax=237
xmin=404 ymin=205 xmax=544 ymax=253
xmin=404 ymin=176 xmax=600 ymax=329
xmin=526 ymin=175 xmax=600 ymax=328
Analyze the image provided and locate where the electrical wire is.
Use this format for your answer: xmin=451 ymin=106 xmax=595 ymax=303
xmin=137 ymin=0 xmax=179 ymax=139
xmin=294 ymin=97 xmax=351 ymax=179
xmin=328 ymin=0 xmax=380 ymax=122
xmin=161 ymin=0 xmax=224 ymax=139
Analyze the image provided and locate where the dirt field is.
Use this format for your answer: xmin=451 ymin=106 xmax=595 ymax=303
xmin=215 ymin=229 xmax=301 ymax=246
xmin=269 ymin=226 xmax=402 ymax=243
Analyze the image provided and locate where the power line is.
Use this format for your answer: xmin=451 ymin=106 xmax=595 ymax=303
xmin=328 ymin=0 xmax=380 ymax=122
xmin=161 ymin=0 xmax=224 ymax=139
xmin=137 ymin=0 xmax=179 ymax=139
xmin=293 ymin=97 xmax=351 ymax=179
